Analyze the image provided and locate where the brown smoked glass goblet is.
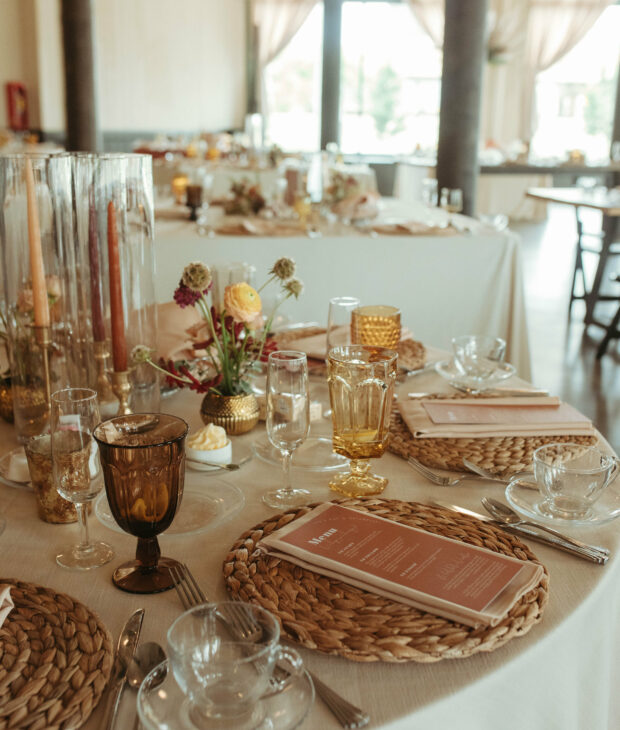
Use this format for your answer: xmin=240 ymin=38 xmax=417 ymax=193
xmin=94 ymin=413 xmax=188 ymax=593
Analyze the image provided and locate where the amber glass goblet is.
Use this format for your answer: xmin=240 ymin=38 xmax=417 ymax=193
xmin=94 ymin=413 xmax=188 ymax=594
xmin=327 ymin=345 xmax=398 ymax=497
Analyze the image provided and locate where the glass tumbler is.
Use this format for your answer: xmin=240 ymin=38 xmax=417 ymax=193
xmin=327 ymin=345 xmax=398 ymax=496
xmin=351 ymin=305 xmax=401 ymax=349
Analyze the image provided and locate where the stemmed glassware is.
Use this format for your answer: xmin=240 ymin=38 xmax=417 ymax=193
xmin=50 ymin=387 xmax=114 ymax=570
xmin=326 ymin=296 xmax=360 ymax=352
xmin=263 ymin=351 xmax=311 ymax=509
xmin=94 ymin=413 xmax=188 ymax=593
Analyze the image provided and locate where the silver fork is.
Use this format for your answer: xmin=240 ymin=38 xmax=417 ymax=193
xmin=169 ymin=564 xmax=370 ymax=729
xmin=408 ymin=457 xmax=489 ymax=486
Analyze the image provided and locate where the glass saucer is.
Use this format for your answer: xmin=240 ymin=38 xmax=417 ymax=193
xmin=95 ymin=475 xmax=245 ymax=537
xmin=138 ymin=660 xmax=314 ymax=730
xmin=186 ymin=441 xmax=253 ymax=474
xmin=252 ymin=436 xmax=348 ymax=472
xmin=435 ymin=359 xmax=516 ymax=391
xmin=0 ymin=448 xmax=32 ymax=490
xmin=505 ymin=480 xmax=620 ymax=527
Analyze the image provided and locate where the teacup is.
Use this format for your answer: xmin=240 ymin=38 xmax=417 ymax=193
xmin=167 ymin=602 xmax=303 ymax=729
xmin=509 ymin=443 xmax=619 ymax=520
xmin=451 ymin=335 xmax=506 ymax=382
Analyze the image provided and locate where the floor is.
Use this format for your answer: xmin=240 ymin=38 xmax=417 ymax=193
xmin=512 ymin=204 xmax=619 ymax=451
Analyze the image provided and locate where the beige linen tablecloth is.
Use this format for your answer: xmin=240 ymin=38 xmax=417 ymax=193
xmin=0 ymin=370 xmax=618 ymax=729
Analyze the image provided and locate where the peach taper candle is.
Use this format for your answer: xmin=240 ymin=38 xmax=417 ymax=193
xmin=107 ymin=201 xmax=128 ymax=371
xmin=25 ymin=158 xmax=50 ymax=328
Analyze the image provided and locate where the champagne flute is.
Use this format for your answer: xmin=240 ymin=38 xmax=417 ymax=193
xmin=51 ymin=388 xmax=114 ymax=570
xmin=440 ymin=188 xmax=463 ymax=226
xmin=263 ymin=351 xmax=311 ymax=509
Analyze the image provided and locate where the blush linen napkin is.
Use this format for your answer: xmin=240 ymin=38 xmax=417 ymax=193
xmin=257 ymin=502 xmax=543 ymax=628
xmin=371 ymin=221 xmax=458 ymax=236
xmin=398 ymin=397 xmax=597 ymax=439
xmin=156 ymin=301 xmax=204 ymax=362
xmin=0 ymin=585 xmax=14 ymax=628
xmin=215 ymin=218 xmax=306 ymax=237
xmin=286 ymin=328 xmax=417 ymax=362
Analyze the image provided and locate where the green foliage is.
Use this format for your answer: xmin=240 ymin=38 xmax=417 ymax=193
xmin=370 ymin=65 xmax=405 ymax=138
xmin=583 ymin=79 xmax=615 ymax=137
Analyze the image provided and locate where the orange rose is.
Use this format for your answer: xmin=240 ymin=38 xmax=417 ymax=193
xmin=223 ymin=283 xmax=262 ymax=323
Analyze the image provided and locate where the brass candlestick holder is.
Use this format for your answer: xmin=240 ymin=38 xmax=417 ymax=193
xmin=109 ymin=370 xmax=133 ymax=415
xmin=93 ymin=341 xmax=116 ymax=405
xmin=32 ymin=325 xmax=53 ymax=406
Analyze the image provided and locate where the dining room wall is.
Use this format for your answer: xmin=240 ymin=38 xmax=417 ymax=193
xmin=0 ymin=0 xmax=247 ymax=138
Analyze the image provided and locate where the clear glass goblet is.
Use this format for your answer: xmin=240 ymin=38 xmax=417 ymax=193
xmin=263 ymin=351 xmax=311 ymax=509
xmin=326 ymin=296 xmax=361 ymax=353
xmin=51 ymin=387 xmax=114 ymax=570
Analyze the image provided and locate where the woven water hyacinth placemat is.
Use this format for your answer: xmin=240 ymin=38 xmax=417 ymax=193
xmin=223 ymin=498 xmax=549 ymax=663
xmin=0 ymin=579 xmax=113 ymax=730
xmin=389 ymin=402 xmax=598 ymax=479
xmin=274 ymin=326 xmax=426 ymax=373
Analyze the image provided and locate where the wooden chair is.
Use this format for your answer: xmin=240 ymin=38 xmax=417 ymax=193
xmin=596 ymin=273 xmax=620 ymax=358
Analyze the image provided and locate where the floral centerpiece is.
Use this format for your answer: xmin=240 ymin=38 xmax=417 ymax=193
xmin=133 ymin=257 xmax=302 ymax=434
xmin=224 ymin=180 xmax=266 ymax=215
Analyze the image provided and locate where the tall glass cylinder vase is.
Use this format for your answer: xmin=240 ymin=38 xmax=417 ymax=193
xmin=0 ymin=153 xmax=86 ymax=442
xmin=74 ymin=153 xmax=159 ymax=416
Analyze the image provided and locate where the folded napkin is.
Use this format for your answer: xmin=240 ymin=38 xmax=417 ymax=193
xmin=257 ymin=502 xmax=543 ymax=628
xmin=0 ymin=585 xmax=14 ymax=629
xmin=215 ymin=219 xmax=305 ymax=237
xmin=287 ymin=328 xmax=416 ymax=362
xmin=398 ymin=397 xmax=596 ymax=439
xmin=156 ymin=301 xmax=204 ymax=362
xmin=372 ymin=221 xmax=459 ymax=236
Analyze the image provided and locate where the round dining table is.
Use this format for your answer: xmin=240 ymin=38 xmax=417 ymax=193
xmin=0 ymin=369 xmax=618 ymax=730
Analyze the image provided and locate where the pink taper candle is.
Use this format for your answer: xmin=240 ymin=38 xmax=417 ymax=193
xmin=107 ymin=201 xmax=128 ymax=371
xmin=25 ymin=159 xmax=50 ymax=328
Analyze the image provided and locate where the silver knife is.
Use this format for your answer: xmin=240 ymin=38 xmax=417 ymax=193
xmin=429 ymin=501 xmax=608 ymax=564
xmin=104 ymin=608 xmax=145 ymax=730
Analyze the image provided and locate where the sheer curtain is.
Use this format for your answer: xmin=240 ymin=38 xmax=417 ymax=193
xmin=520 ymin=0 xmax=614 ymax=140
xmin=408 ymin=0 xmax=613 ymax=142
xmin=252 ymin=0 xmax=318 ymax=112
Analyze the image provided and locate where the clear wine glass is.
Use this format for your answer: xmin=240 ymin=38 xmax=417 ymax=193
xmin=263 ymin=351 xmax=311 ymax=509
xmin=51 ymin=387 xmax=114 ymax=570
xmin=326 ymin=296 xmax=361 ymax=353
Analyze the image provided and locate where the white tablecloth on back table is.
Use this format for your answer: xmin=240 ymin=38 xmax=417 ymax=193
xmin=154 ymin=204 xmax=532 ymax=380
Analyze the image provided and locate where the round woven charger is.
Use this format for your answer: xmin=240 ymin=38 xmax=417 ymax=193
xmin=0 ymin=579 xmax=113 ymax=730
xmin=223 ymin=498 xmax=549 ymax=663
xmin=389 ymin=402 xmax=598 ymax=478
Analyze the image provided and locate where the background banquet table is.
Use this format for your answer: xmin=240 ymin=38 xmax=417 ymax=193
xmin=0 ymin=371 xmax=619 ymax=729
xmin=154 ymin=200 xmax=532 ymax=380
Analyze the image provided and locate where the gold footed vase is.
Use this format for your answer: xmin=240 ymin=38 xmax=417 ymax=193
xmin=200 ymin=391 xmax=259 ymax=435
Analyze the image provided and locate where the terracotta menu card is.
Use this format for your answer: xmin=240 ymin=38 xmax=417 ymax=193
xmin=258 ymin=503 xmax=543 ymax=628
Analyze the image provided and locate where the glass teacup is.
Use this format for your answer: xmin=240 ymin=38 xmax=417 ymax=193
xmin=167 ymin=602 xmax=303 ymax=729
xmin=509 ymin=443 xmax=619 ymax=520
xmin=451 ymin=335 xmax=506 ymax=383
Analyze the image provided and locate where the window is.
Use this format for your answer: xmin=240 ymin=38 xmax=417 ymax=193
xmin=531 ymin=5 xmax=620 ymax=161
xmin=263 ymin=4 xmax=323 ymax=152
xmin=264 ymin=0 xmax=441 ymax=154
xmin=339 ymin=1 xmax=442 ymax=155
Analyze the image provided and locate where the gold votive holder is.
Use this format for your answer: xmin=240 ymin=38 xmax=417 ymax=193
xmin=351 ymin=305 xmax=401 ymax=349
xmin=24 ymin=434 xmax=77 ymax=524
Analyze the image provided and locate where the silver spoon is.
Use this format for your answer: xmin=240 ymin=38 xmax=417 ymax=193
xmin=127 ymin=642 xmax=167 ymax=730
xmin=481 ymin=497 xmax=610 ymax=556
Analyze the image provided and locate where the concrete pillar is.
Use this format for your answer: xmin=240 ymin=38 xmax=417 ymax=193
xmin=320 ymin=0 xmax=342 ymax=149
xmin=61 ymin=0 xmax=101 ymax=151
xmin=436 ymin=0 xmax=488 ymax=216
